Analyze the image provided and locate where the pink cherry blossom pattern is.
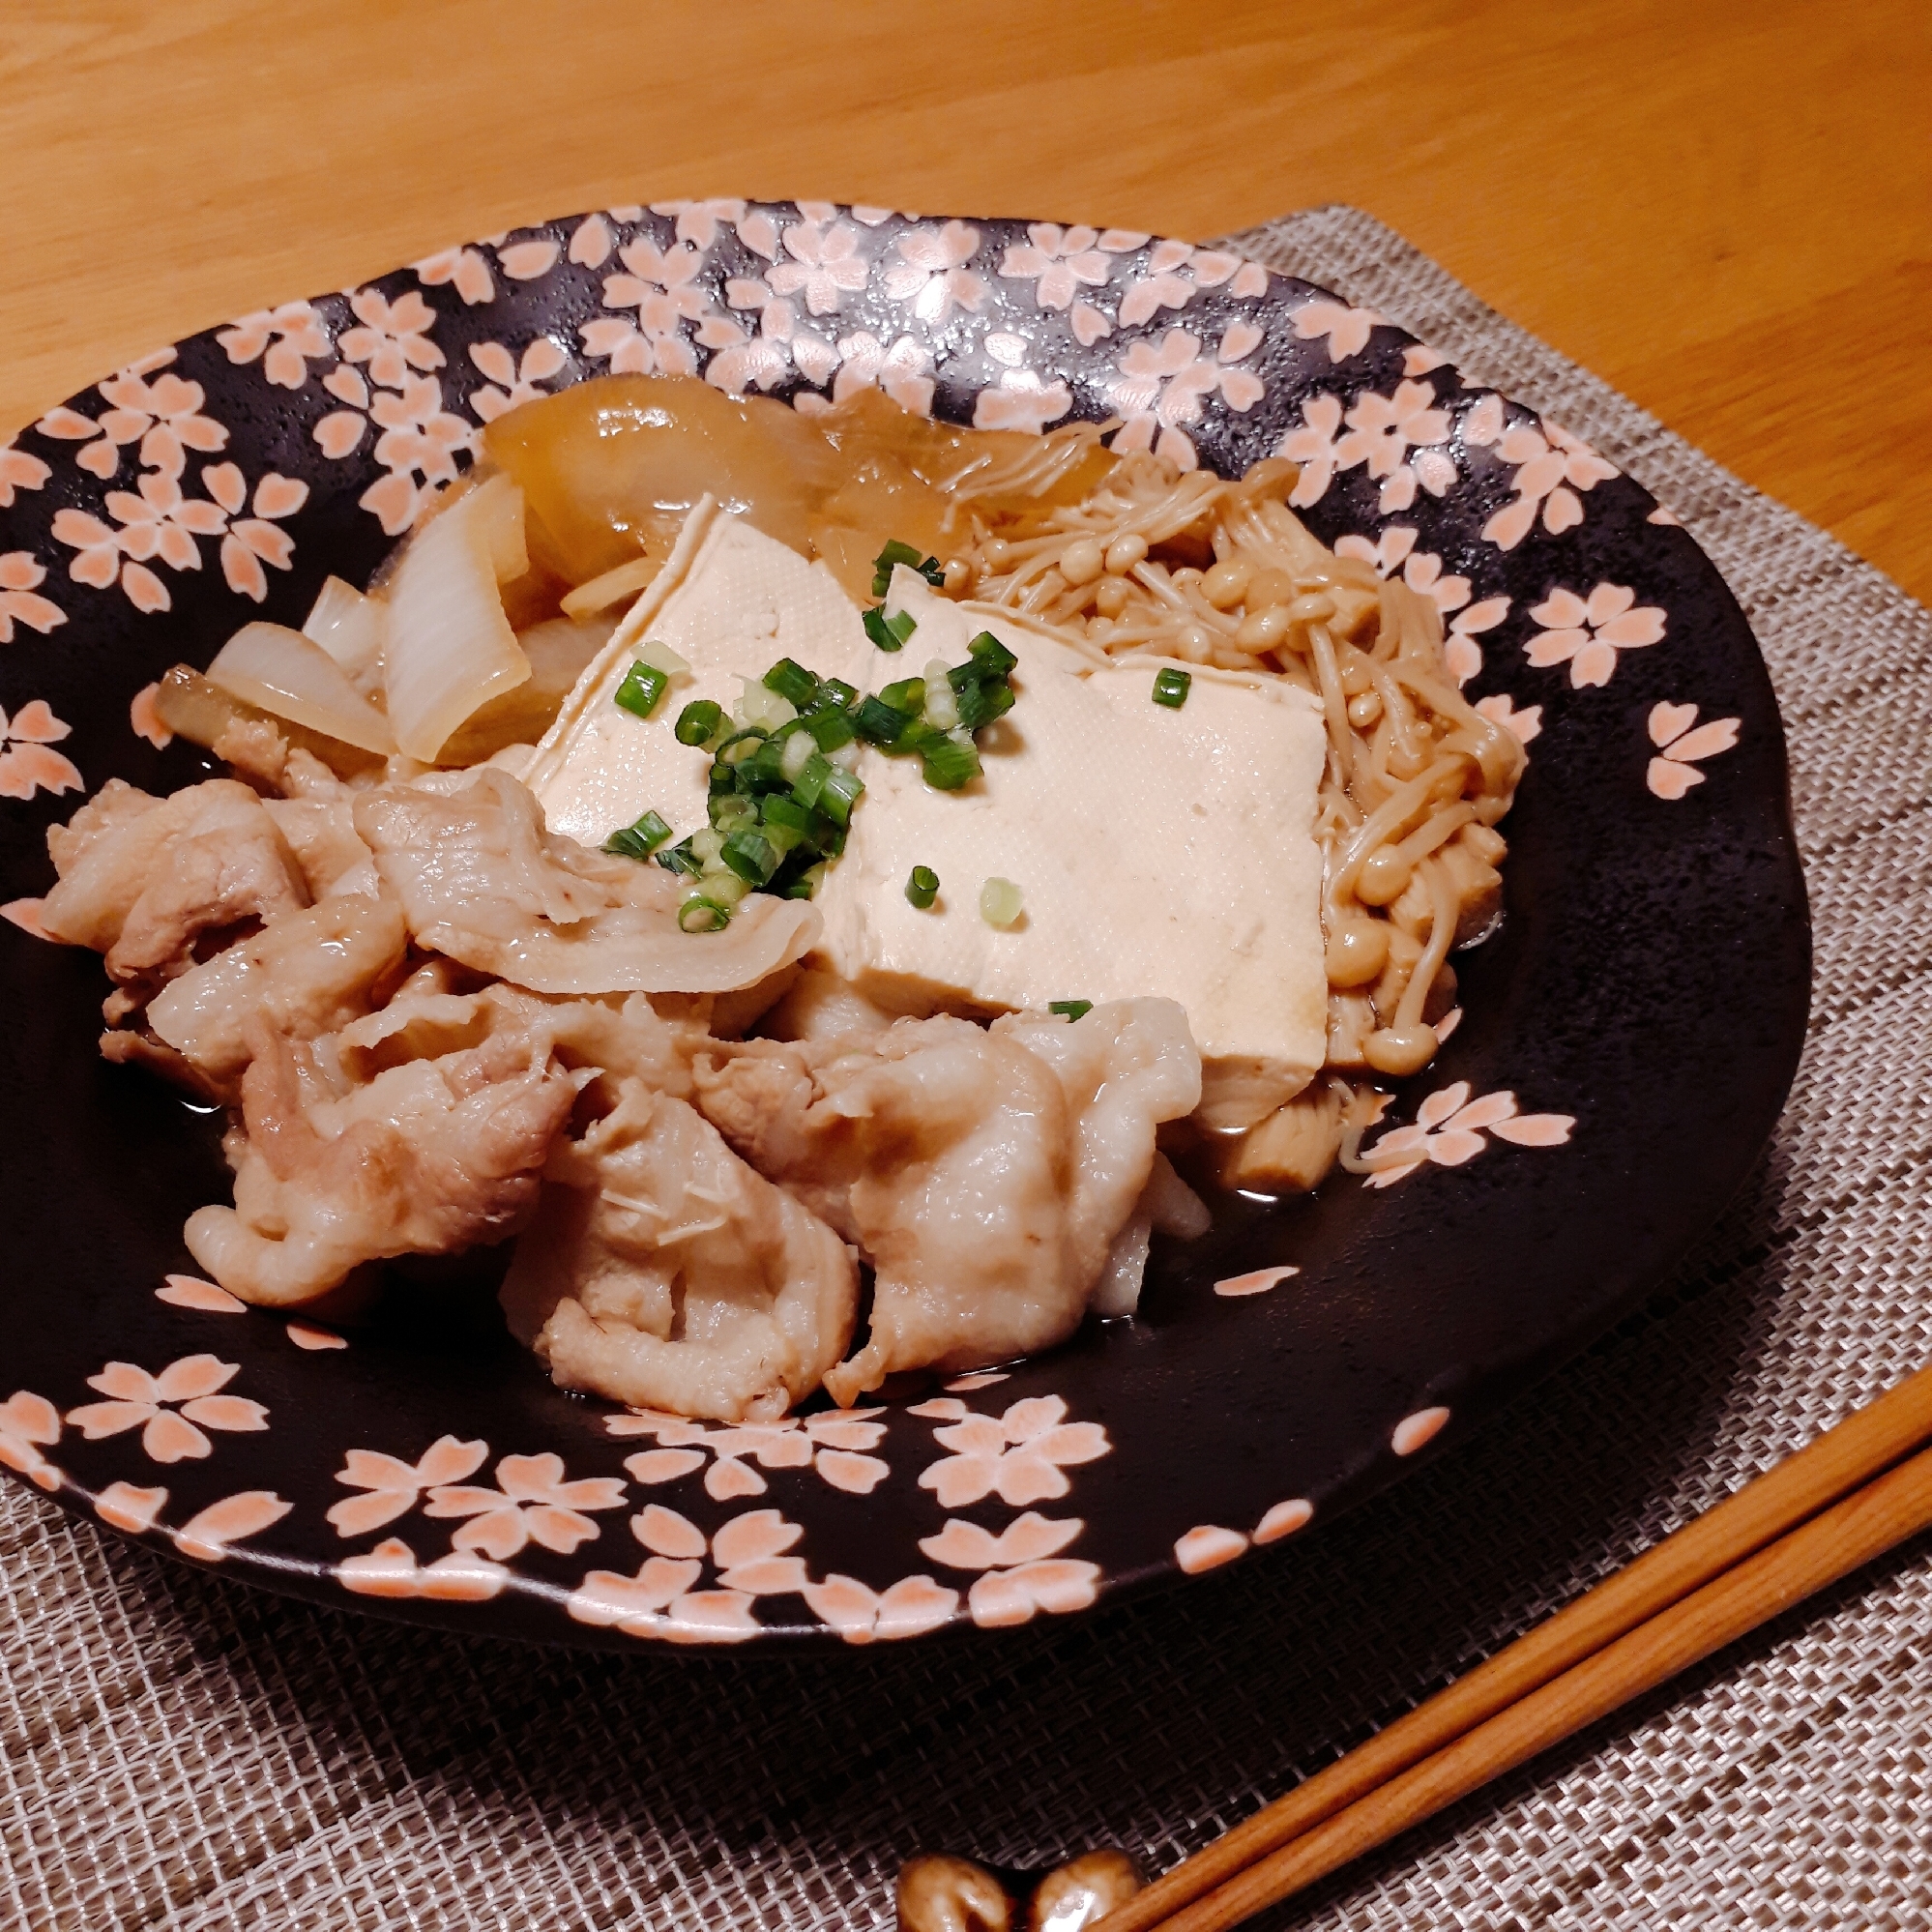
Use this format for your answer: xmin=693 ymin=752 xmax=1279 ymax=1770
xmin=1646 ymin=701 xmax=1742 ymax=800
xmin=1215 ymin=1266 xmax=1299 ymax=1297
xmin=215 ymin=301 xmax=332 ymax=389
xmin=1333 ymin=378 xmax=1457 ymax=513
xmin=1648 ymin=504 xmax=1684 ymax=527
xmin=945 ymin=1371 xmax=1010 ymax=1393
xmin=95 ymin=1480 xmax=167 ymax=1533
xmin=424 ymin=1450 xmax=627 ymax=1560
xmin=330 ymin=375 xmax=477 ymax=535
xmin=338 ymin=1537 xmax=510 ymax=1601
xmin=467 ymin=337 xmax=571 ymax=423
xmin=1334 ymin=526 xmax=1418 ymax=580
xmin=1254 ymin=1498 xmax=1314 ymax=1543
xmin=1359 ymin=1082 xmax=1575 ymax=1189
xmin=812 ymin=331 xmax=934 ymax=417
xmin=918 ymin=1511 xmax=1084 ymax=1570
xmin=1291 ymin=297 xmax=1385 ymax=364
xmin=1403 ymin=344 xmax=1452 ymax=377
xmin=328 ymin=1434 xmax=488 ymax=1537
xmin=0 ymin=1390 xmax=61 ymax=1491
xmin=972 ymin=362 xmax=1074 ymax=436
xmin=915 ymin=1508 xmax=1096 ymax=1631
xmin=999 ymin=222 xmax=1112 ymax=311
xmin=566 ymin=205 xmax=647 ymax=269
xmin=1175 ymin=1525 xmax=1248 ymax=1574
xmin=39 ymin=355 xmax=227 ymax=481
xmin=156 ymin=1273 xmax=244 ymax=1314
xmin=1525 ymin=583 xmax=1667 ymax=689
xmin=916 ymin=1394 xmax=1110 ymax=1509
xmin=0 ymin=700 xmax=81 ymax=802
xmin=1392 ymin=1407 xmax=1451 ymax=1456
xmin=1278 ymin=395 xmax=1345 ymax=507
xmin=1113 ymin=236 xmax=1246 ymax=329
xmin=286 ymin=1321 xmax=347 ymax=1351
xmin=800 ymin=1571 xmax=961 ymax=1645
xmin=1334 ymin=540 xmax=1510 ymax=685
xmin=494 ymin=235 xmax=562 ymax=281
xmin=609 ymin=1406 xmax=888 ymax=1501
xmin=581 ymin=240 xmax=710 ymax=378
xmin=0 ymin=441 xmax=51 ymax=507
xmin=414 ymin=244 xmax=495 ymax=306
xmin=1475 ymin=692 xmax=1543 ymax=746
xmin=66 ymin=1355 xmax=267 ymax=1464
xmin=207 ymin=465 xmax=308 ymax=600
xmin=571 ymin=1503 xmax=811 ymax=1644
xmin=172 ymin=1490 xmax=292 ymax=1562
xmin=1480 ymin=420 xmax=1620 ymax=550
xmin=649 ymin=198 xmax=745 ymax=251
xmin=766 ymin=214 xmax=870 ymax=316
xmin=699 ymin=280 xmax=835 ymax=395
xmin=1107 ymin=323 xmax=1265 ymax=470
xmin=337 ymin=288 xmax=445 ymax=388
xmin=881 ymin=220 xmax=986 ymax=323
xmin=130 ymin=681 xmax=172 ymax=748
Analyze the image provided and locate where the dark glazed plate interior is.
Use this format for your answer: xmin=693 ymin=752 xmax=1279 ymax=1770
xmin=0 ymin=203 xmax=1809 ymax=1648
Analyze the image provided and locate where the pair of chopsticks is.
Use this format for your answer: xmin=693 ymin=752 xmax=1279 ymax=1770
xmin=1101 ymin=1361 xmax=1932 ymax=1932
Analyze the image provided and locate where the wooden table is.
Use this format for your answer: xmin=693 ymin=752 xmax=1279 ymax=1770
xmin=3 ymin=1 xmax=1928 ymax=601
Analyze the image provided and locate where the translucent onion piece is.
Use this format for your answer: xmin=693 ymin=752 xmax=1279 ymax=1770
xmin=301 ymin=575 xmax=387 ymax=695
xmin=384 ymin=476 xmax=532 ymax=762
xmin=206 ymin=622 xmax=396 ymax=755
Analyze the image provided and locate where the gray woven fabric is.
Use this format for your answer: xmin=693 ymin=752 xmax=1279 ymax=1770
xmin=4 ymin=203 xmax=1929 ymax=1930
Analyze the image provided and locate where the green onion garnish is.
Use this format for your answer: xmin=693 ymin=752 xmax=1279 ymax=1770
xmin=615 ymin=660 xmax=671 ymax=718
xmin=1048 ymin=999 xmax=1093 ymax=1022
xmin=879 ymin=676 xmax=926 ymax=717
xmin=762 ymin=658 xmax=819 ymax=709
xmin=807 ymin=677 xmax=859 ymax=715
xmin=674 ymin=698 xmax=723 ymax=746
xmin=804 ymin=707 xmax=856 ymax=752
xmin=602 ymin=809 xmax=674 ymax=861
xmin=1153 ymin=666 xmax=1192 ymax=709
xmin=967 ymin=630 xmax=1019 ymax=677
xmin=954 ymin=676 xmax=1015 ymax=733
xmin=677 ymin=896 xmax=732 ymax=932
xmin=864 ymin=605 xmax=919 ymax=653
xmin=980 ymin=876 xmax=1023 ymax=928
xmin=760 ymin=794 xmax=816 ymax=837
xmin=870 ymin=540 xmax=946 ymax=597
xmin=905 ymin=865 xmax=939 ymax=909
xmin=921 ymin=735 xmax=981 ymax=790
xmin=720 ymin=829 xmax=780 ymax=886
xmin=852 ymin=694 xmax=914 ymax=745
xmin=709 ymin=793 xmax=758 ymax=834
xmin=655 ymin=836 xmax=703 ymax=876
xmin=817 ymin=764 xmax=864 ymax=826
xmin=791 ymin=750 xmax=831 ymax=812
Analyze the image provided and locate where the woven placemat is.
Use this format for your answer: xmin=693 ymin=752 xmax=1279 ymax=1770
xmin=5 ymin=204 xmax=1929 ymax=1931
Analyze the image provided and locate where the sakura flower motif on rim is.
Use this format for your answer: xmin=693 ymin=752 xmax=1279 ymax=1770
xmin=424 ymin=1450 xmax=627 ymax=1562
xmin=361 ymin=377 xmax=476 ymax=534
xmin=766 ymin=216 xmax=870 ymax=316
xmin=1291 ymin=297 xmax=1386 ymax=363
xmin=52 ymin=472 xmax=219 ymax=614
xmin=1116 ymin=236 xmax=1218 ymax=328
xmin=998 ymin=222 xmax=1112 ymax=310
xmin=562 ymin=205 xmax=645 ymax=269
xmin=880 ymin=220 xmax=986 ymax=323
xmin=0 ymin=551 xmax=66 ymax=643
xmin=0 ymin=1390 xmax=61 ymax=1492
xmin=698 ymin=281 xmax=834 ymax=395
xmin=918 ymin=1394 xmax=1110 ymax=1509
xmin=1480 ymin=419 xmax=1620 ymax=551
xmin=173 ymin=1490 xmax=292 ymax=1563
xmin=1474 ymin=692 xmax=1543 ymax=746
xmin=611 ymin=1405 xmax=888 ymax=1501
xmin=0 ymin=700 xmax=81 ymax=802
xmin=338 ymin=1537 xmax=510 ymax=1601
xmin=414 ymin=243 xmax=495 ymax=305
xmin=571 ymin=1505 xmax=812 ymax=1645
xmin=1334 ymin=379 xmax=1458 ymax=513
xmin=206 ymin=465 xmax=308 ymax=600
xmin=650 ymin=197 xmax=746 ymax=251
xmin=337 ymin=288 xmax=444 ymax=389
xmin=916 ymin=1511 xmax=1098 ymax=1628
xmin=215 ymin=301 xmax=331 ymax=389
xmin=1358 ymin=1082 xmax=1575 ymax=1189
xmin=1646 ymin=701 xmax=1741 ymax=800
xmin=0 ymin=441 xmax=51 ymax=507
xmin=96 ymin=1480 xmax=167 ymax=1533
xmin=1333 ymin=526 xmax=1418 ymax=580
xmin=492 ymin=234 xmax=563 ymax=281
xmin=972 ymin=366 xmax=1074 ymax=435
xmin=38 ymin=362 xmax=227 ymax=482
xmin=814 ymin=331 xmax=934 ymax=417
xmin=66 ymin=1355 xmax=267 ymax=1464
xmin=328 ymin=1434 xmax=488 ymax=1537
xmin=1278 ymin=395 xmax=1346 ymax=507
xmin=467 ymin=337 xmax=571 ymax=423
xmin=583 ymin=238 xmax=710 ymax=378
xmin=1525 ymin=583 xmax=1666 ymax=688
xmin=1107 ymin=323 xmax=1265 ymax=470
xmin=800 ymin=1572 xmax=961 ymax=1645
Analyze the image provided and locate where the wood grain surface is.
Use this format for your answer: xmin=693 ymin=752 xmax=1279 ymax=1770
xmin=3 ymin=3 xmax=1926 ymax=598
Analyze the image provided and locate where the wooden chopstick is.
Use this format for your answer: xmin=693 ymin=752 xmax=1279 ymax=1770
xmin=1103 ymin=1361 xmax=1932 ymax=1932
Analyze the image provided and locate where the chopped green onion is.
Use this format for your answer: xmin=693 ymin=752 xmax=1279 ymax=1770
xmin=783 ymin=861 xmax=828 ymax=901
xmin=967 ymin=630 xmax=1019 ymax=678
xmin=879 ymin=676 xmax=926 ymax=717
xmin=803 ymin=706 xmax=855 ymax=752
xmin=852 ymin=694 xmax=914 ymax=745
xmin=689 ymin=827 xmax=725 ymax=867
xmin=905 ymin=865 xmax=939 ymax=909
xmin=656 ymin=836 xmax=703 ymax=876
xmin=921 ymin=735 xmax=981 ymax=790
xmin=720 ymin=829 xmax=780 ymax=886
xmin=1153 ymin=666 xmax=1192 ymax=709
xmin=1048 ymin=999 xmax=1093 ymax=1022
xmin=953 ymin=675 xmax=1015 ymax=733
xmin=716 ymin=726 xmax=769 ymax=765
xmin=735 ymin=680 xmax=797 ymax=733
xmin=760 ymin=794 xmax=816 ymax=837
xmin=674 ymin=698 xmax=724 ymax=746
xmin=601 ymin=809 xmax=674 ymax=861
xmin=870 ymin=538 xmax=947 ymax=597
xmin=779 ymin=729 xmax=817 ymax=782
xmin=741 ymin=734 xmax=796 ymax=792
xmin=709 ymin=794 xmax=758 ymax=834
xmin=807 ymin=677 xmax=859 ymax=715
xmin=891 ymin=717 xmax=943 ymax=754
xmin=980 ymin=876 xmax=1024 ymax=928
xmin=615 ymin=660 xmax=671 ymax=718
xmin=864 ymin=605 xmax=919 ymax=652
xmin=817 ymin=764 xmax=864 ymax=826
xmin=762 ymin=658 xmax=819 ymax=709
xmin=791 ymin=750 xmax=831 ymax=812
xmin=678 ymin=896 xmax=732 ymax=933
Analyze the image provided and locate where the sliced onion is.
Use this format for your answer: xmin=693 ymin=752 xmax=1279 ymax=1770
xmin=302 ymin=575 xmax=387 ymax=695
xmin=206 ymin=622 xmax=396 ymax=754
xmin=384 ymin=476 xmax=531 ymax=762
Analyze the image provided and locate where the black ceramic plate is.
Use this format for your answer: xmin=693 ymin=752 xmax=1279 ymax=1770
xmin=0 ymin=203 xmax=1808 ymax=1648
